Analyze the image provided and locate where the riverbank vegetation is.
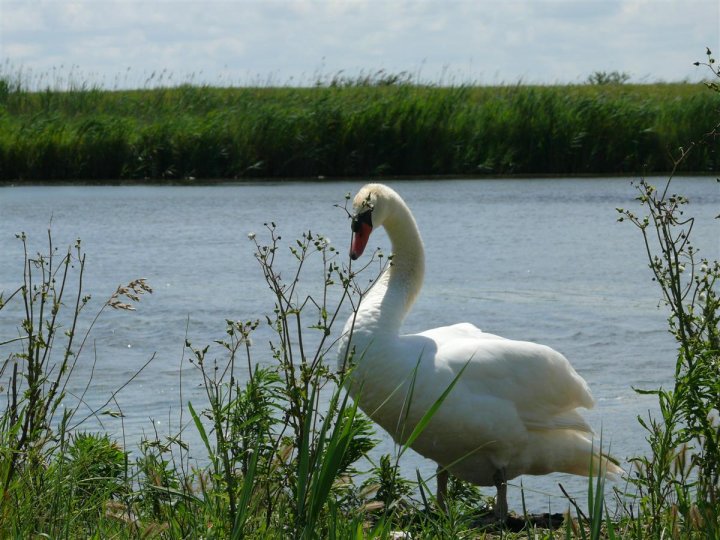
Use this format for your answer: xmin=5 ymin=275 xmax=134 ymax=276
xmin=0 ymin=67 xmax=718 ymax=181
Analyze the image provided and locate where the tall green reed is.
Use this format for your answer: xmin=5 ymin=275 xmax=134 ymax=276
xmin=1 ymin=68 xmax=716 ymax=181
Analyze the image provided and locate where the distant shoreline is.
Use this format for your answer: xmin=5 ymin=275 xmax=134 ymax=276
xmin=1 ymin=172 xmax=718 ymax=188
xmin=1 ymin=82 xmax=717 ymax=182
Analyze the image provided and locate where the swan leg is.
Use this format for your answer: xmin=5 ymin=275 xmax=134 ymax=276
xmin=493 ymin=468 xmax=508 ymax=522
xmin=436 ymin=465 xmax=448 ymax=511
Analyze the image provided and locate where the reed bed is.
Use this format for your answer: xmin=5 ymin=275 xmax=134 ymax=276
xmin=0 ymin=78 xmax=717 ymax=181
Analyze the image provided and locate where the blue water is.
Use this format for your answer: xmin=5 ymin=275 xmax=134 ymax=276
xmin=1 ymin=177 xmax=718 ymax=512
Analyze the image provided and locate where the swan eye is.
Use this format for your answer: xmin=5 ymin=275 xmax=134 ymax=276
xmin=351 ymin=210 xmax=373 ymax=233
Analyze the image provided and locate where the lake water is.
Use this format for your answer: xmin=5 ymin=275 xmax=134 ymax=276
xmin=1 ymin=177 xmax=718 ymax=513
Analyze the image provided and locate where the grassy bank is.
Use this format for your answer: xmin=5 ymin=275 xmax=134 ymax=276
xmin=0 ymin=77 xmax=718 ymax=181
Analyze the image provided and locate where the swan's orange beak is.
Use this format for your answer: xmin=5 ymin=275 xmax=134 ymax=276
xmin=350 ymin=222 xmax=372 ymax=260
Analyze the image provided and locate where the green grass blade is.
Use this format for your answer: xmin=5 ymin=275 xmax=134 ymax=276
xmin=188 ymin=400 xmax=212 ymax=457
xmin=295 ymin=387 xmax=316 ymax=523
xmin=398 ymin=358 xmax=471 ymax=458
xmin=231 ymin=440 xmax=260 ymax=538
xmin=305 ymin=391 xmax=357 ymax=534
xmin=587 ymin=436 xmax=606 ymax=540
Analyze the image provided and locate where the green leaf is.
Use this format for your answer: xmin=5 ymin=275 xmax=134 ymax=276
xmin=399 ymin=358 xmax=471 ymax=459
xmin=231 ymin=440 xmax=260 ymax=539
xmin=188 ymin=401 xmax=213 ymax=461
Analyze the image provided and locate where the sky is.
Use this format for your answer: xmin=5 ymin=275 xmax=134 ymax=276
xmin=1 ymin=0 xmax=719 ymax=89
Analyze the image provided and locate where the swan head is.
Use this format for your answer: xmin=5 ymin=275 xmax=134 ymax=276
xmin=350 ymin=183 xmax=395 ymax=260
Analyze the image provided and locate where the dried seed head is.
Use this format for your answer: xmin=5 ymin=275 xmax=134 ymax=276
xmin=108 ymin=278 xmax=153 ymax=310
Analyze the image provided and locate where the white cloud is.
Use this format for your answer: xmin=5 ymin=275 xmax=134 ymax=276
xmin=1 ymin=0 xmax=717 ymax=88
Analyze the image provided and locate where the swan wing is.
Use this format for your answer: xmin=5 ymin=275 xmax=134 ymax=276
xmin=435 ymin=336 xmax=595 ymax=434
xmin=418 ymin=322 xmax=506 ymax=342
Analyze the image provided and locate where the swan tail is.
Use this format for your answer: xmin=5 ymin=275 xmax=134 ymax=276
xmin=574 ymin=439 xmax=625 ymax=480
xmin=598 ymin=450 xmax=624 ymax=480
xmin=522 ymin=430 xmax=623 ymax=480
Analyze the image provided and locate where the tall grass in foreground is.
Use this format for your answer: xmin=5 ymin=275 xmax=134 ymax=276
xmin=0 ymin=232 xmax=153 ymax=535
xmin=0 ymin=68 xmax=717 ymax=180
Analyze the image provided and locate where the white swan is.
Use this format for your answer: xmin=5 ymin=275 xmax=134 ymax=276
xmin=337 ymin=183 xmax=621 ymax=520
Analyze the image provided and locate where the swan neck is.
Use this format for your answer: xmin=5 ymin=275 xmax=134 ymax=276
xmin=357 ymin=195 xmax=425 ymax=334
